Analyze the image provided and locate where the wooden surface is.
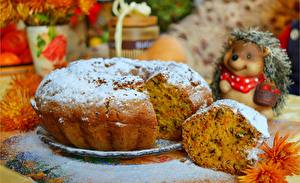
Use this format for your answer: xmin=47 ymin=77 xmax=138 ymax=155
xmin=0 ymin=166 xmax=33 ymax=183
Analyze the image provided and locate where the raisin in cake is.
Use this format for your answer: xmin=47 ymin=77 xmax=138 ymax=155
xmin=182 ymin=99 xmax=270 ymax=175
xmin=33 ymin=58 xmax=212 ymax=151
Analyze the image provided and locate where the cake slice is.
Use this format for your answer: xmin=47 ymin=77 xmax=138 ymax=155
xmin=182 ymin=99 xmax=270 ymax=175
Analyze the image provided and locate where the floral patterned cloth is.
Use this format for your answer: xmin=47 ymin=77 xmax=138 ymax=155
xmin=168 ymin=0 xmax=266 ymax=80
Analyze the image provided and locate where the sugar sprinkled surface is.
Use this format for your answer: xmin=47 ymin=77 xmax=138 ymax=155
xmin=246 ymin=147 xmax=263 ymax=161
xmin=35 ymin=58 xmax=210 ymax=107
xmin=6 ymin=131 xmax=235 ymax=183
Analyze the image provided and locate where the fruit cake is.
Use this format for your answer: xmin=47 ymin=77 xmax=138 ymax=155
xmin=182 ymin=99 xmax=270 ymax=175
xmin=33 ymin=58 xmax=212 ymax=151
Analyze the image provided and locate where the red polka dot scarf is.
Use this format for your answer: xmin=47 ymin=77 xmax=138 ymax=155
xmin=220 ymin=66 xmax=266 ymax=93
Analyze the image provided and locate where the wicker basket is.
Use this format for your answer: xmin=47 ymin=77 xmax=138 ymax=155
xmin=254 ymin=83 xmax=278 ymax=107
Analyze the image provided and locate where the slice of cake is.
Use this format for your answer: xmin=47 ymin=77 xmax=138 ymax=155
xmin=182 ymin=99 xmax=270 ymax=175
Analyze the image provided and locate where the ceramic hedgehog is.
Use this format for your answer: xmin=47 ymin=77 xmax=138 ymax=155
xmin=211 ymin=29 xmax=292 ymax=119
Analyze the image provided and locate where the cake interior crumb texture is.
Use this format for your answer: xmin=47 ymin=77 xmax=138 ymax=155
xmin=183 ymin=99 xmax=270 ymax=175
xmin=145 ymin=74 xmax=193 ymax=140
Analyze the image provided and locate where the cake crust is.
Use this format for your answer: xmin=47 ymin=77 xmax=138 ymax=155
xmin=34 ymin=58 xmax=212 ymax=150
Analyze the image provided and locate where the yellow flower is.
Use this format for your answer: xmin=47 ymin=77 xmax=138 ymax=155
xmin=0 ymin=73 xmax=41 ymax=131
xmin=0 ymin=89 xmax=39 ymax=131
xmin=78 ymin=0 xmax=96 ymax=14
xmin=46 ymin=0 xmax=74 ymax=9
xmin=10 ymin=73 xmax=42 ymax=96
xmin=24 ymin=0 xmax=45 ymax=13
xmin=0 ymin=0 xmax=16 ymax=27
xmin=16 ymin=3 xmax=30 ymax=21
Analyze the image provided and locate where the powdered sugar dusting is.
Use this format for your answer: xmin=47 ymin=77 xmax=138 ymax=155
xmin=35 ymin=57 xmax=210 ymax=108
xmin=246 ymin=147 xmax=263 ymax=161
xmin=6 ymin=131 xmax=235 ymax=183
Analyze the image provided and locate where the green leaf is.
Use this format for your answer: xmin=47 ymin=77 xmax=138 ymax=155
xmin=37 ymin=35 xmax=46 ymax=48
xmin=36 ymin=35 xmax=46 ymax=57
xmin=36 ymin=50 xmax=42 ymax=57
xmin=101 ymin=31 xmax=109 ymax=43
xmin=35 ymin=13 xmax=50 ymax=25
xmin=48 ymin=26 xmax=57 ymax=41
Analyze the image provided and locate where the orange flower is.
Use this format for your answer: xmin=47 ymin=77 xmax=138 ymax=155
xmin=239 ymin=162 xmax=287 ymax=183
xmin=259 ymin=132 xmax=300 ymax=176
xmin=46 ymin=0 xmax=74 ymax=9
xmin=78 ymin=0 xmax=96 ymax=14
xmin=1 ymin=0 xmax=95 ymax=26
xmin=0 ymin=89 xmax=40 ymax=131
xmin=17 ymin=0 xmax=46 ymax=13
xmin=0 ymin=0 xmax=16 ymax=27
xmin=0 ymin=73 xmax=41 ymax=131
xmin=11 ymin=73 xmax=42 ymax=96
xmin=16 ymin=3 xmax=30 ymax=21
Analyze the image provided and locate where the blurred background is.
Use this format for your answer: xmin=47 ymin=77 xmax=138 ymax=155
xmin=0 ymin=0 xmax=299 ymax=92
xmin=0 ymin=0 xmax=299 ymax=107
xmin=0 ymin=1 xmax=299 ymax=182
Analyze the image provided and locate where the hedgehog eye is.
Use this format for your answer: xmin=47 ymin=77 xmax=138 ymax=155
xmin=246 ymin=53 xmax=252 ymax=59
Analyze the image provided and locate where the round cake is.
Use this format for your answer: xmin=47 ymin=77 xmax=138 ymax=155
xmin=33 ymin=58 xmax=212 ymax=151
xmin=182 ymin=99 xmax=270 ymax=175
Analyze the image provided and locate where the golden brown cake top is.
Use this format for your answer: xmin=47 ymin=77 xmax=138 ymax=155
xmin=35 ymin=58 xmax=210 ymax=107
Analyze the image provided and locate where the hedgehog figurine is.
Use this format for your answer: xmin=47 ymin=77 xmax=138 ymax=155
xmin=211 ymin=29 xmax=292 ymax=119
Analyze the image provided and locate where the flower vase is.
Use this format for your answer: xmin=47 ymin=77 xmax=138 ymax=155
xmin=27 ymin=25 xmax=69 ymax=77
